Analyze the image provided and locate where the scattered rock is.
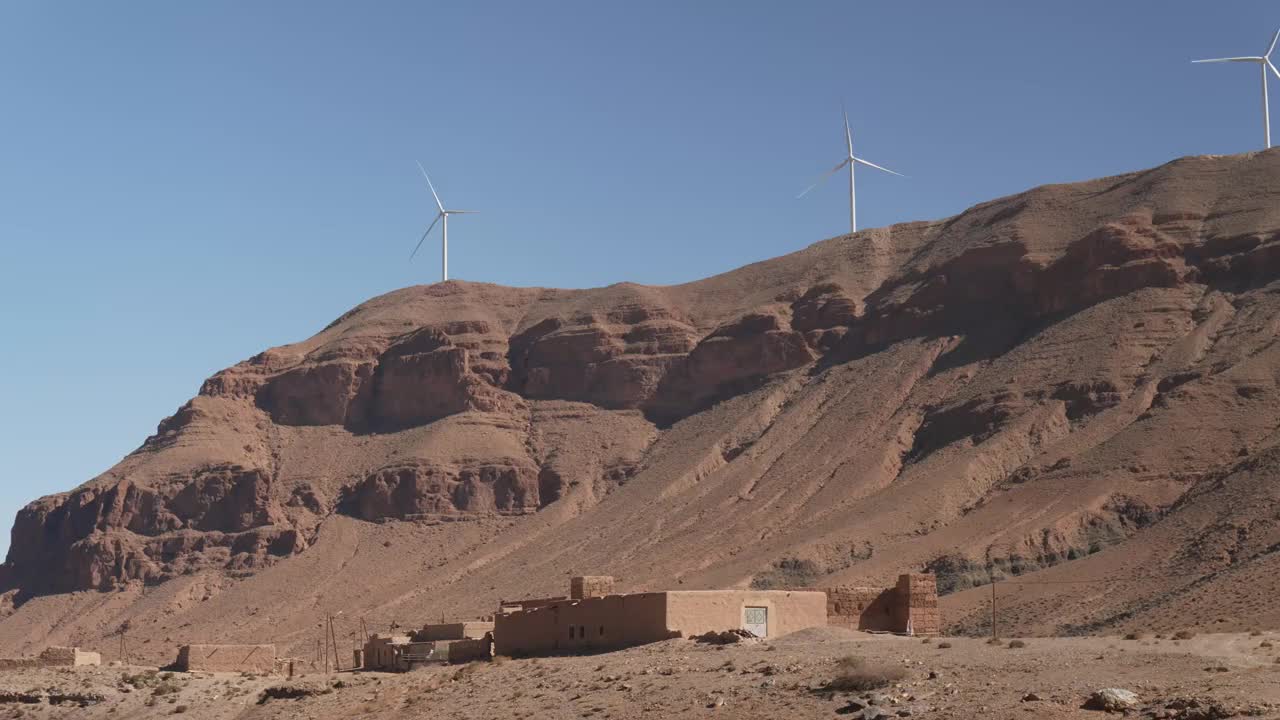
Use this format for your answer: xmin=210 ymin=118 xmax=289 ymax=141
xmin=1085 ymin=688 xmax=1140 ymax=713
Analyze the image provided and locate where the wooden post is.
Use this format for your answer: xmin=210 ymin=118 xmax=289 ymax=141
xmin=990 ymin=581 xmax=998 ymax=640
xmin=329 ymin=616 xmax=341 ymax=672
xmin=323 ymin=622 xmax=330 ymax=675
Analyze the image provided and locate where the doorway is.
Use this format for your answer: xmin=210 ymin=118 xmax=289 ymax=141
xmin=743 ymin=606 xmax=768 ymax=638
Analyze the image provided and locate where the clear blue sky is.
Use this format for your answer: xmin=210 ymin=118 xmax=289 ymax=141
xmin=0 ymin=1 xmax=1275 ymax=556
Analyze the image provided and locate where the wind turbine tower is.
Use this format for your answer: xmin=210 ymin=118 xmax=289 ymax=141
xmin=798 ymin=107 xmax=903 ymax=234
xmin=1192 ymin=27 xmax=1280 ymax=149
xmin=410 ymin=162 xmax=477 ymax=282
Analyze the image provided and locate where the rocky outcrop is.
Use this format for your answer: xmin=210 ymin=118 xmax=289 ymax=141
xmin=341 ymin=459 xmax=542 ymax=520
xmin=507 ymin=304 xmax=699 ymax=410
xmin=6 ymin=467 xmax=304 ymax=593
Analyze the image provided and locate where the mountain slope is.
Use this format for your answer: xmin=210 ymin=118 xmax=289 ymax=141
xmin=4 ymin=150 xmax=1280 ymax=660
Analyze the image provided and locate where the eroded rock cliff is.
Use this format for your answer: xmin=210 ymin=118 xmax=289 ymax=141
xmin=5 ymin=151 xmax=1280 ymax=650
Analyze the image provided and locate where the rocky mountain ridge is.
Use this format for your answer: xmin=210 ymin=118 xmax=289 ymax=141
xmin=4 ymin=151 xmax=1280 ymax=654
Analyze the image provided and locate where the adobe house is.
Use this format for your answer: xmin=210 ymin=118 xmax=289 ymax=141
xmin=494 ymin=577 xmax=826 ymax=657
xmin=176 ymin=644 xmax=276 ymax=673
xmin=818 ymin=573 xmax=940 ymax=635
xmin=362 ymin=621 xmax=495 ymax=670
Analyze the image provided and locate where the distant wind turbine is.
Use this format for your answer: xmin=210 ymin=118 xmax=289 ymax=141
xmin=1192 ymin=27 xmax=1280 ymax=149
xmin=798 ymin=106 xmax=904 ymax=234
xmin=410 ymin=162 xmax=477 ymax=282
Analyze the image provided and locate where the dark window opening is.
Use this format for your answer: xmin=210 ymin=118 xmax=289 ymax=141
xmin=599 ymin=626 xmax=605 ymax=636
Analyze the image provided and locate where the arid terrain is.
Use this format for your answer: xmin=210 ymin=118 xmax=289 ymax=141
xmin=1 ymin=628 xmax=1278 ymax=719
xmin=1 ymin=150 xmax=1280 ymax=706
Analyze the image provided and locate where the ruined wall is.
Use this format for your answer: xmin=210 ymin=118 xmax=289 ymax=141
xmin=176 ymin=644 xmax=276 ymax=674
xmin=897 ymin=573 xmax=941 ymax=635
xmin=362 ymin=635 xmax=410 ymax=671
xmin=39 ymin=647 xmax=101 ymax=667
xmin=0 ymin=647 xmax=101 ymax=670
xmin=664 ymin=590 xmax=828 ymax=639
xmin=570 ymin=576 xmax=616 ymax=600
xmin=446 ymin=636 xmax=494 ymax=664
xmin=822 ymin=574 xmax=940 ymax=635
xmin=825 ymin=587 xmax=900 ymax=632
xmin=417 ymin=622 xmax=494 ymax=641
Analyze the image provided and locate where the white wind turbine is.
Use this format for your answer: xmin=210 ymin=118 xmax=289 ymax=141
xmin=798 ymin=107 xmax=903 ymax=234
xmin=1192 ymin=27 xmax=1280 ymax=149
xmin=410 ymin=162 xmax=477 ymax=282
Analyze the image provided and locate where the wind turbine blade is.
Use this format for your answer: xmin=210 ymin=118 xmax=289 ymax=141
xmin=415 ymin=161 xmax=446 ymax=213
xmin=1268 ymin=27 xmax=1280 ymax=58
xmin=853 ymin=157 xmax=905 ymax=177
xmin=448 ymin=210 xmax=480 ymax=214
xmin=409 ymin=213 xmax=443 ymax=260
xmin=1270 ymin=58 xmax=1280 ymax=80
xmin=797 ymin=159 xmax=851 ymax=198
xmin=842 ymin=103 xmax=853 ymax=156
xmin=1191 ymin=57 xmax=1264 ymax=63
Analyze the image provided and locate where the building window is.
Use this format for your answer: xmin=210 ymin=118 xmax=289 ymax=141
xmin=599 ymin=626 xmax=605 ymax=637
xmin=568 ymin=626 xmax=574 ymax=639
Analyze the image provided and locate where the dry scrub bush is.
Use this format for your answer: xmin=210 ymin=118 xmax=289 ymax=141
xmin=1007 ymin=640 xmax=1027 ymax=649
xmin=827 ymin=656 xmax=907 ymax=692
xmin=1173 ymin=630 xmax=1195 ymax=640
xmin=937 ymin=642 xmax=953 ymax=649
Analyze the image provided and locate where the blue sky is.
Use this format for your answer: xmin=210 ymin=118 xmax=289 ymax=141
xmin=0 ymin=0 xmax=1276 ymax=557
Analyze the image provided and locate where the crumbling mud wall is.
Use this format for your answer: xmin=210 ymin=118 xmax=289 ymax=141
xmin=176 ymin=644 xmax=276 ymax=673
xmin=446 ymin=636 xmax=494 ymax=664
xmin=570 ymin=575 xmax=616 ymax=600
xmin=0 ymin=647 xmax=101 ymax=670
xmin=416 ymin=622 xmax=494 ymax=641
xmin=821 ymin=574 xmax=940 ymax=635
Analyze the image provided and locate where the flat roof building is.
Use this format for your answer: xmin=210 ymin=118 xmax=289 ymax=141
xmin=494 ymin=578 xmax=826 ymax=657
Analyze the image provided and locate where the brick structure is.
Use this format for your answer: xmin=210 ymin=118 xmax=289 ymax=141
xmin=176 ymin=644 xmax=276 ymax=673
xmin=416 ymin=621 xmax=494 ymax=642
xmin=446 ymin=635 xmax=494 ymax=664
xmin=0 ymin=647 xmax=102 ymax=670
xmin=39 ymin=647 xmax=101 ymax=667
xmin=897 ymin=573 xmax=941 ymax=635
xmin=570 ymin=576 xmax=616 ymax=600
xmin=495 ymin=580 xmax=827 ymax=657
xmin=820 ymin=574 xmax=940 ymax=636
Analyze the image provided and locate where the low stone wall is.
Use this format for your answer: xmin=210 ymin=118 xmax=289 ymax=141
xmin=0 ymin=647 xmax=101 ymax=670
xmin=446 ymin=637 xmax=494 ymax=664
xmin=176 ymin=644 xmax=276 ymax=674
xmin=40 ymin=647 xmax=101 ymax=667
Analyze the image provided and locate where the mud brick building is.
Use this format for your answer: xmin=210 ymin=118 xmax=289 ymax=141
xmin=494 ymin=577 xmax=827 ymax=657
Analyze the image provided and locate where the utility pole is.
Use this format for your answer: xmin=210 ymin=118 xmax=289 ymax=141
xmin=990 ymin=581 xmax=998 ymax=640
xmin=328 ymin=614 xmax=342 ymax=672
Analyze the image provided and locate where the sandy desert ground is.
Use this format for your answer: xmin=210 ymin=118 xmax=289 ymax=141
xmin=1 ymin=628 xmax=1278 ymax=719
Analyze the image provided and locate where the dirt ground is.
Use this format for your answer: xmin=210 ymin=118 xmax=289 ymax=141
xmin=2 ymin=628 xmax=1278 ymax=719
